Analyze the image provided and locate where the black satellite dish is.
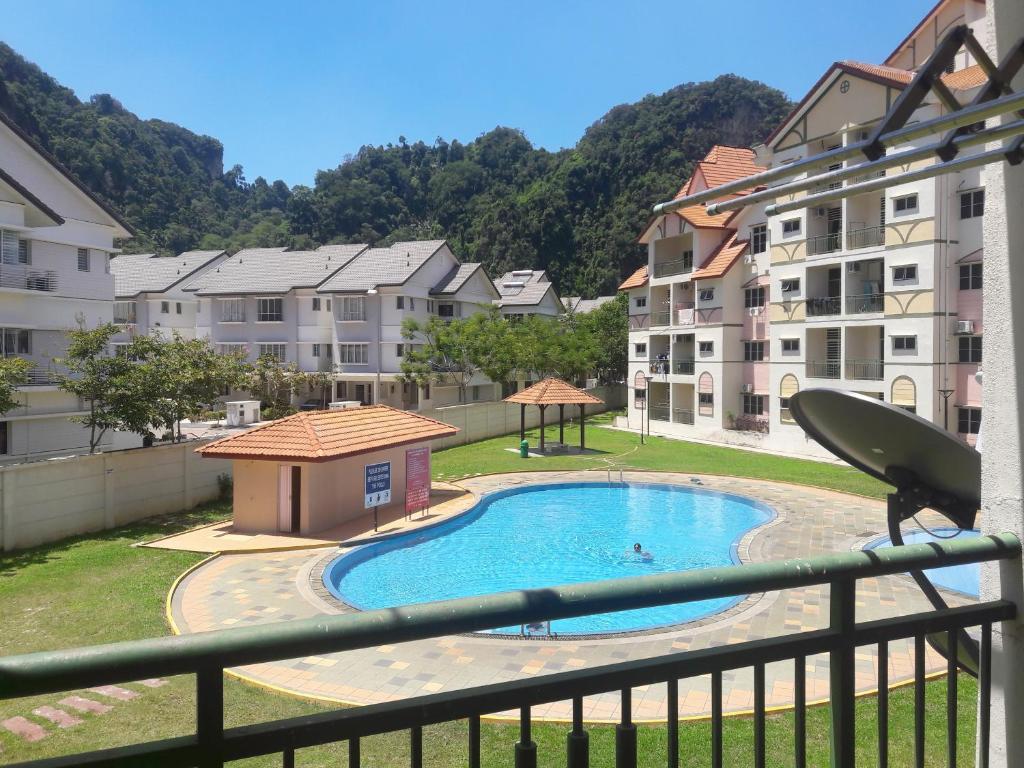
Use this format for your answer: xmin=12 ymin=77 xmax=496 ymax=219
xmin=790 ymin=389 xmax=981 ymax=675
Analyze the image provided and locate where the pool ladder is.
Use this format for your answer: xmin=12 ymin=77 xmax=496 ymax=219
xmin=607 ymin=468 xmax=624 ymax=485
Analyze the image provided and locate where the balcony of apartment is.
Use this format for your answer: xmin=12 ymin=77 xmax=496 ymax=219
xmin=805 ymin=205 xmax=843 ymax=257
xmin=845 ymin=259 xmax=884 ymax=315
xmin=651 ymin=233 xmax=694 ymax=281
xmin=647 ymin=334 xmax=671 ymax=380
xmin=671 ymin=334 xmax=695 ymax=376
xmin=649 ymin=286 xmax=672 ymax=327
xmin=845 ymin=325 xmax=885 ymax=381
xmin=846 ymin=186 xmax=887 ymax=253
xmin=805 ymin=326 xmax=841 ymax=380
xmin=671 ymin=382 xmax=695 ymax=424
xmin=0 ymin=263 xmax=58 ymax=293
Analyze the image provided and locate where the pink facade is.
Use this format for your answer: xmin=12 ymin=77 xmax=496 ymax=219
xmin=696 ymin=307 xmax=723 ymax=326
xmin=956 ymin=363 xmax=982 ymax=407
xmin=629 ymin=314 xmax=649 ymax=330
xmin=742 ymin=314 xmax=769 ymax=340
xmin=743 ymin=362 xmax=771 ymax=392
xmin=957 ymin=288 xmax=983 ymax=334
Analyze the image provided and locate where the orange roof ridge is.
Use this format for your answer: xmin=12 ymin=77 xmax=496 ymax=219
xmin=692 ymin=232 xmax=749 ymax=281
xmin=618 ymin=265 xmax=648 ymax=291
xmin=504 ymin=377 xmax=604 ymax=406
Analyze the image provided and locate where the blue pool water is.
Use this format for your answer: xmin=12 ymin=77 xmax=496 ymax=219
xmin=867 ymin=528 xmax=980 ymax=597
xmin=323 ymin=482 xmax=774 ymax=635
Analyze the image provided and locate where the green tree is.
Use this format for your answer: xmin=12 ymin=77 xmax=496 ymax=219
xmin=400 ymin=315 xmax=490 ymax=403
xmin=575 ymin=294 xmax=628 ymax=383
xmin=0 ymin=356 xmax=32 ymax=415
xmin=245 ymin=354 xmax=307 ymax=415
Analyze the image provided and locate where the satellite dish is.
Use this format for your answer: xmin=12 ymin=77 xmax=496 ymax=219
xmin=790 ymin=389 xmax=981 ymax=675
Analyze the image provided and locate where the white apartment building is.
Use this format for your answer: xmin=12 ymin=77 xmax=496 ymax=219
xmin=494 ymin=270 xmax=563 ymax=319
xmin=625 ymin=0 xmax=988 ymax=459
xmin=316 ymin=240 xmax=502 ymax=409
xmin=0 ymin=112 xmax=134 ymax=462
xmin=110 ymin=250 xmax=227 ymax=345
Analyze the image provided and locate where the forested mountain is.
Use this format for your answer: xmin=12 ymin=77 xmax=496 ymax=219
xmin=0 ymin=43 xmax=791 ymax=295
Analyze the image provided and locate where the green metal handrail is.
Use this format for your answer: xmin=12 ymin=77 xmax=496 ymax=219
xmin=0 ymin=534 xmax=1017 ymax=768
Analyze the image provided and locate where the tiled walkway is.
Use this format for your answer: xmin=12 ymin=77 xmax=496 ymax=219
xmin=170 ymin=471 xmax=966 ymax=722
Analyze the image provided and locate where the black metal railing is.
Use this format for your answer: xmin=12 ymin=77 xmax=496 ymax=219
xmin=846 ymin=293 xmax=885 ymax=314
xmin=806 ymin=297 xmax=842 ymax=317
xmin=649 ymin=360 xmax=670 ymax=376
xmin=0 ymin=535 xmax=1016 ymax=768
xmin=806 ymin=360 xmax=841 ymax=379
xmin=650 ymin=311 xmax=671 ymax=327
xmin=0 ymin=265 xmax=57 ymax=292
xmin=846 ymin=358 xmax=885 ymax=381
xmin=807 ymin=232 xmax=842 ymax=256
xmin=648 ymin=404 xmax=670 ymax=421
xmin=672 ymin=408 xmax=694 ymax=424
xmin=847 ymin=225 xmax=886 ymax=250
xmin=673 ymin=359 xmax=695 ymax=375
xmin=653 ymin=259 xmax=693 ymax=279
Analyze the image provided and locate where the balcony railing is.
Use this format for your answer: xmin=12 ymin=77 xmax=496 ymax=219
xmin=847 ymin=225 xmax=886 ymax=250
xmin=0 ymin=535 xmax=1016 ymax=768
xmin=806 ymin=297 xmax=842 ymax=317
xmin=0 ymin=265 xmax=57 ymax=292
xmin=846 ymin=293 xmax=885 ymax=314
xmin=672 ymin=407 xmax=694 ymax=424
xmin=650 ymin=311 xmax=671 ymax=327
xmin=649 ymin=360 xmax=670 ymax=376
xmin=648 ymin=404 xmax=670 ymax=421
xmin=806 ymin=232 xmax=842 ymax=256
xmin=806 ymin=360 xmax=841 ymax=379
xmin=846 ymin=358 xmax=885 ymax=381
xmin=848 ymin=167 xmax=886 ymax=185
xmin=652 ymin=258 xmax=693 ymax=279
xmin=676 ymin=303 xmax=695 ymax=326
xmin=673 ymin=359 xmax=695 ymax=375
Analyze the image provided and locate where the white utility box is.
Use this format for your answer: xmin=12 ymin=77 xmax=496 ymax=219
xmin=328 ymin=400 xmax=363 ymax=411
xmin=226 ymin=400 xmax=262 ymax=427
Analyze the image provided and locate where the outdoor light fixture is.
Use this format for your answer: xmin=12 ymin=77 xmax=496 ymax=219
xmin=790 ymin=389 xmax=984 ymax=674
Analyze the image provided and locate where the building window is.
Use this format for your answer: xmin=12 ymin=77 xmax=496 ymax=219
xmin=396 ymin=296 xmax=405 ymax=310
xmin=699 ymin=340 xmax=713 ymax=354
xmin=340 ymin=296 xmax=366 ymax=321
xmin=427 ymin=299 xmax=435 ymax=314
xmin=312 ymin=297 xmax=321 ymax=311
xmin=216 ymin=343 xmax=247 ymax=356
xmin=506 ymin=313 xmax=524 ymax=323
xmin=326 ymin=299 xmax=332 ymax=312
xmin=396 ymin=343 xmax=404 ymax=357
xmin=742 ymin=394 xmax=765 ymax=416
xmin=0 ymin=230 xmax=21 ymax=264
xmin=635 ymin=343 xmax=647 ymax=357
xmin=893 ymin=265 xmax=917 ymax=281
xmin=743 ymin=341 xmax=766 ymax=361
xmin=779 ymin=397 xmax=791 ymax=420
xmin=409 ymin=297 xmax=415 ymax=310
xmin=894 ymin=194 xmax=918 ymax=214
xmin=744 ymin=287 xmax=766 ymax=308
xmin=113 ymin=301 xmax=137 ymax=325
xmin=959 ymin=263 xmax=982 ymax=290
xmin=175 ymin=302 xmax=182 ymax=315
xmin=220 ymin=298 xmax=245 ymax=322
xmin=77 ymin=248 xmax=90 ymax=272
xmin=339 ymin=344 xmax=369 ymax=364
xmin=634 ymin=387 xmax=646 ymax=408
xmin=960 ymin=189 xmax=984 ymax=219
xmin=472 ymin=385 xmax=481 ymax=401
xmin=0 ymin=421 xmax=7 ymax=454
xmin=698 ymin=288 xmax=715 ymax=302
xmin=782 ymin=219 xmax=801 ymax=236
xmin=958 ymin=407 xmax=982 ymax=435
xmin=312 ymin=344 xmax=322 ymax=358
xmin=160 ymin=301 xmax=170 ymax=314
xmin=698 ymin=392 xmax=714 ymax=415
xmin=958 ymin=335 xmax=982 ymax=363
xmin=782 ymin=338 xmax=800 ymax=353
xmin=892 ymin=335 xmax=917 ymax=351
xmin=751 ymin=224 xmax=767 ymax=254
xmin=257 ymin=297 xmax=283 ymax=322
xmin=438 ymin=302 xmax=457 ymax=318
xmin=258 ymin=343 xmax=287 ymax=363
xmin=1 ymin=328 xmax=31 ymax=355
xmin=781 ymin=278 xmax=800 ymax=294
xmin=636 ymin=296 xmax=647 ymax=309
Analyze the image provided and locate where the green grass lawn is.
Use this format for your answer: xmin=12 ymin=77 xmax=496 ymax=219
xmin=0 ymin=416 xmax=968 ymax=766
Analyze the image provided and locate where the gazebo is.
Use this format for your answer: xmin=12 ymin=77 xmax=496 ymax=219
xmin=503 ymin=378 xmax=604 ymax=452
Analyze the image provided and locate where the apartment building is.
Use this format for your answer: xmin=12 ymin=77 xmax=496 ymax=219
xmin=0 ymin=111 xmax=134 ymax=462
xmin=317 ymin=240 xmax=501 ymax=409
xmin=494 ymin=270 xmax=563 ymax=319
xmin=624 ymin=0 xmax=988 ymax=458
xmin=110 ymin=250 xmax=227 ymax=345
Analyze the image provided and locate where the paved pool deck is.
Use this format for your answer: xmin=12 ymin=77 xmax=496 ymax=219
xmin=169 ymin=470 xmax=967 ymax=722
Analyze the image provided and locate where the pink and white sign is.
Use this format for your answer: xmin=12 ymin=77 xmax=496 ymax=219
xmin=405 ymin=447 xmax=431 ymax=514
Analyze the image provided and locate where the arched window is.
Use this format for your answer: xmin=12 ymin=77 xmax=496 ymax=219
xmin=780 ymin=374 xmax=799 ymax=423
xmin=891 ymin=376 xmax=916 ymax=414
xmin=698 ymin=372 xmax=714 ymax=416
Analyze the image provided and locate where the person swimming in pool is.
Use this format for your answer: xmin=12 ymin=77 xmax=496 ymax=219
xmin=632 ymin=542 xmax=653 ymax=560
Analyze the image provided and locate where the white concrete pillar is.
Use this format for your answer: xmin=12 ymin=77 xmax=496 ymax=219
xmin=980 ymin=3 xmax=1024 ymax=766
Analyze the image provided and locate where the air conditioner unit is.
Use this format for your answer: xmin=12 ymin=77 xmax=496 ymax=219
xmin=847 ymin=262 xmax=862 ymax=272
xmin=748 ymin=306 xmax=763 ymax=316
xmin=955 ymin=320 xmax=975 ymax=335
xmin=740 ymin=384 xmax=755 ymax=394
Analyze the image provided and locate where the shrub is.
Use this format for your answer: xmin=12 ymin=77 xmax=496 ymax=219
xmin=216 ymin=473 xmax=233 ymax=500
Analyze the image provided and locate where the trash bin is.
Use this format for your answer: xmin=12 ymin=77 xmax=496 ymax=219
xmin=520 ymin=439 xmax=529 ymax=458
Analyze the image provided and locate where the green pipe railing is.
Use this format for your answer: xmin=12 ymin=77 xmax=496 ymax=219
xmin=0 ymin=534 xmax=1018 ymax=768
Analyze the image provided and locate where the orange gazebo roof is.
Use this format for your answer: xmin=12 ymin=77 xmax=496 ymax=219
xmin=503 ymin=378 xmax=604 ymax=406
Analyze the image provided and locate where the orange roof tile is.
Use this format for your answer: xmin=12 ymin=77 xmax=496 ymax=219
xmin=673 ymin=145 xmax=766 ymax=199
xmin=692 ymin=232 xmax=748 ymax=281
xmin=941 ymin=64 xmax=987 ymax=91
xmin=618 ymin=265 xmax=648 ymax=291
xmin=196 ymin=405 xmax=458 ymax=462
xmin=676 ymin=204 xmax=735 ymax=230
xmin=839 ymin=60 xmax=914 ymax=86
xmin=504 ymin=378 xmax=604 ymax=406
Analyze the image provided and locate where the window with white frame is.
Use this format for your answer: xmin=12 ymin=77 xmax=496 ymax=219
xmin=160 ymin=301 xmax=169 ymax=314
xmin=782 ymin=338 xmax=800 ymax=353
xmin=0 ymin=421 xmax=8 ymax=455
xmin=1 ymin=328 xmax=31 ymax=355
xmin=744 ymin=287 xmax=765 ymax=308
xmin=743 ymin=341 xmax=765 ymax=361
xmin=893 ymin=265 xmax=917 ymax=282
xmin=781 ymin=278 xmax=800 ymax=294
xmin=751 ymin=224 xmax=767 ymax=254
xmin=219 ymin=298 xmax=245 ymax=322
xmin=312 ymin=343 xmax=321 ymax=358
xmin=742 ymin=393 xmax=766 ymax=416
xmin=892 ymin=335 xmax=917 ymax=352
xmin=959 ymin=335 xmax=982 ymax=363
xmin=636 ymin=296 xmax=647 ymax=309
xmin=698 ymin=391 xmax=714 ymax=415
xmin=396 ymin=343 xmax=404 ymax=358
xmin=258 ymin=344 xmax=286 ymax=362
xmin=77 ymin=248 xmax=90 ymax=272
xmin=427 ymin=299 xmax=435 ymax=313
xmin=312 ymin=297 xmax=321 ymax=311
xmin=113 ymin=301 xmax=136 ymax=324
xmin=340 ymin=296 xmax=366 ymax=321
xmin=18 ymin=238 xmax=30 ymax=265
xmin=396 ymin=296 xmax=405 ymax=310
xmin=782 ymin=219 xmax=801 ymax=236
xmin=960 ymin=263 xmax=982 ymax=290
xmin=0 ymin=230 xmax=27 ymax=265
xmin=257 ymin=297 xmax=283 ymax=322
xmin=634 ymin=343 xmax=647 ymax=357
xmin=958 ymin=406 xmax=981 ymax=434
xmin=960 ymin=189 xmax=984 ymax=219
xmin=338 ymin=344 xmax=369 ymax=364
xmin=698 ymin=287 xmax=715 ymax=302
xmin=438 ymin=302 xmax=457 ymax=318
xmin=216 ymin=343 xmax=247 ymax=356
xmin=175 ymin=302 xmax=182 ymax=315
xmin=698 ymin=340 xmax=713 ymax=354
xmin=894 ymin=194 xmax=918 ymax=214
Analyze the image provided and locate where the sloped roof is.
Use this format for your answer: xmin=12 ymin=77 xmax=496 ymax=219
xmin=677 ymin=204 xmax=736 ymax=229
xmin=692 ymin=232 xmax=748 ymax=281
xmin=503 ymin=378 xmax=604 ymax=406
xmin=618 ymin=265 xmax=648 ymax=291
xmin=188 ymin=246 xmax=367 ymax=296
xmin=196 ymin=405 xmax=458 ymax=462
xmin=562 ymin=296 xmax=615 ymax=313
xmin=0 ymin=166 xmax=64 ymax=226
xmin=431 ymin=263 xmax=485 ymax=295
xmin=495 ymin=270 xmax=558 ymax=306
xmin=941 ymin=64 xmax=987 ymax=91
xmin=883 ymin=0 xmax=985 ymax=66
xmin=318 ymin=240 xmax=447 ymax=293
xmin=112 ymin=250 xmax=225 ymax=297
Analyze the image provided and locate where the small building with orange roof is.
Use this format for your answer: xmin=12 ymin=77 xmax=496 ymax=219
xmin=197 ymin=405 xmax=457 ymax=535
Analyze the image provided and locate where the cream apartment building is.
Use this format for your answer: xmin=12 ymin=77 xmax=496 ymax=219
xmin=625 ymin=0 xmax=988 ymax=458
xmin=0 ymin=112 xmax=134 ymax=462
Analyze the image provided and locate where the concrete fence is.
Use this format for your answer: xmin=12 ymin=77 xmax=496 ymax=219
xmin=0 ymin=440 xmax=231 ymax=552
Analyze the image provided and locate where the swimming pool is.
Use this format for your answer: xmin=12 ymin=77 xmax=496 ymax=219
xmin=867 ymin=528 xmax=980 ymax=597
xmin=322 ymin=482 xmax=775 ymax=635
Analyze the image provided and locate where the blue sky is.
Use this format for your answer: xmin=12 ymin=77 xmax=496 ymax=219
xmin=5 ymin=1 xmax=934 ymax=187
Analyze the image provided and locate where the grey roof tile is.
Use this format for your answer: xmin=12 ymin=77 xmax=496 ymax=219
xmin=430 ymin=263 xmax=483 ymax=295
xmin=562 ymin=295 xmax=615 ymax=313
xmin=187 ymin=245 xmax=367 ymax=295
xmin=317 ymin=240 xmax=446 ymax=293
xmin=495 ymin=269 xmax=557 ymax=306
xmin=112 ymin=251 xmax=225 ymax=297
